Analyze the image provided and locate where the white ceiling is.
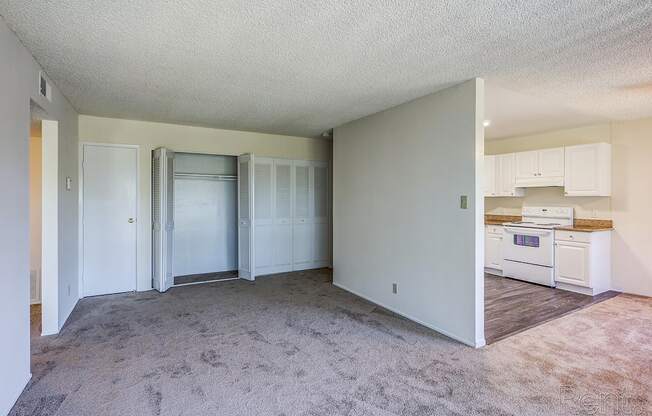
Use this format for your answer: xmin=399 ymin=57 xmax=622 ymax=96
xmin=1 ymin=1 xmax=651 ymax=138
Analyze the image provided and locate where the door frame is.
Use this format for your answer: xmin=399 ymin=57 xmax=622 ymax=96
xmin=40 ymin=120 xmax=59 ymax=335
xmin=78 ymin=142 xmax=140 ymax=297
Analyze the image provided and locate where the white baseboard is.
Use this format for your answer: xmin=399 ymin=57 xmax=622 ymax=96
xmin=332 ymin=281 xmax=484 ymax=348
xmin=1 ymin=372 xmax=30 ymax=416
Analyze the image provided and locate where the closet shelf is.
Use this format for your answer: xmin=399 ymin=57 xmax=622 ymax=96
xmin=174 ymin=172 xmax=237 ymax=181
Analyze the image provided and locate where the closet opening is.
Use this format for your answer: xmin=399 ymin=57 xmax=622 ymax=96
xmin=152 ymin=149 xmax=331 ymax=293
xmin=172 ymin=152 xmax=238 ymax=287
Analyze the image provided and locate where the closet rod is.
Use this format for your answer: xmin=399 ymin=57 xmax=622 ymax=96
xmin=174 ymin=172 xmax=237 ymax=181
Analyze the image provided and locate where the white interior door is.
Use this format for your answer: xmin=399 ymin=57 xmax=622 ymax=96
xmin=238 ymin=154 xmax=255 ymax=280
xmin=83 ymin=144 xmax=138 ymax=296
xmin=292 ymin=161 xmax=313 ymax=270
xmin=274 ymin=160 xmax=293 ymax=272
xmin=254 ymin=158 xmax=274 ymax=275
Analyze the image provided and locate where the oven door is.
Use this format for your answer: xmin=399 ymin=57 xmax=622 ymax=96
xmin=502 ymin=226 xmax=554 ymax=267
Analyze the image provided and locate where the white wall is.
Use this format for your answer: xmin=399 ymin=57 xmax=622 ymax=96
xmin=611 ymin=118 xmax=652 ymax=297
xmin=333 ymin=79 xmax=485 ymax=347
xmin=485 ymin=119 xmax=652 ymax=297
xmin=0 ymin=17 xmax=78 ymax=415
xmin=79 ymin=115 xmax=331 ymax=291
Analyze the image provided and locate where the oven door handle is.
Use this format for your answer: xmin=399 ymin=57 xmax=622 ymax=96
xmin=503 ymin=227 xmax=552 ymax=237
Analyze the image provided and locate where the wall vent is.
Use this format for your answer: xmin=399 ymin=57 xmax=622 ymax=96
xmin=39 ymin=71 xmax=52 ymax=102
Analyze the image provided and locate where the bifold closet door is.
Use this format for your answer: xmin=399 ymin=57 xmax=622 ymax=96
xmin=312 ymin=162 xmax=329 ymax=267
xmin=292 ymin=161 xmax=313 ymax=270
xmin=273 ymin=160 xmax=293 ymax=272
xmin=152 ymin=147 xmax=175 ymax=292
xmin=254 ymin=158 xmax=275 ymax=275
xmin=238 ymin=154 xmax=255 ymax=280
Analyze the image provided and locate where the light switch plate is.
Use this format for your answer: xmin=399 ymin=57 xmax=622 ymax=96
xmin=460 ymin=195 xmax=468 ymax=209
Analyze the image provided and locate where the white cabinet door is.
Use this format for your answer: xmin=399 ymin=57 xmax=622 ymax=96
xmin=497 ymin=153 xmax=523 ymax=197
xmin=312 ymin=162 xmax=329 ymax=266
xmin=564 ymin=143 xmax=611 ymax=196
xmin=538 ymin=147 xmax=565 ymax=178
xmin=274 ymin=160 xmax=293 ymax=272
xmin=238 ymin=154 xmax=255 ymax=280
xmin=485 ymin=231 xmax=503 ymax=270
xmin=484 ymin=155 xmax=497 ymax=197
xmin=554 ymin=241 xmax=590 ymax=287
xmin=292 ymin=161 xmax=313 ymax=270
xmin=254 ymin=158 xmax=275 ymax=274
xmin=515 ymin=151 xmax=538 ymax=180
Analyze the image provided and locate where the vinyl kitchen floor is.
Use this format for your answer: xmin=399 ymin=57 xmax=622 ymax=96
xmin=484 ymin=273 xmax=619 ymax=344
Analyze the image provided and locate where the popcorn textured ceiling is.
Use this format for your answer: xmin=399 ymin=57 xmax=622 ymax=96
xmin=1 ymin=1 xmax=651 ymax=138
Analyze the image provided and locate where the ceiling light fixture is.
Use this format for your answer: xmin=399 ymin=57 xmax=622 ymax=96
xmin=483 ymin=120 xmax=491 ymax=127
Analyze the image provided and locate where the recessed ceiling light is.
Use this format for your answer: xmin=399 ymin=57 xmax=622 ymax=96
xmin=483 ymin=120 xmax=491 ymax=127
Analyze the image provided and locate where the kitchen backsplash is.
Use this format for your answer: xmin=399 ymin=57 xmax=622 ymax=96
xmin=485 ymin=186 xmax=612 ymax=219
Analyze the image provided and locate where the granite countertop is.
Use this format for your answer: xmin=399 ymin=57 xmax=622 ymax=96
xmin=554 ymin=226 xmax=614 ymax=232
xmin=485 ymin=215 xmax=521 ymax=225
xmin=555 ymin=219 xmax=614 ymax=232
xmin=484 ymin=215 xmax=614 ymax=232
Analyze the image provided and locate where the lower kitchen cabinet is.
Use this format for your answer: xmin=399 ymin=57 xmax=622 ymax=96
xmin=554 ymin=230 xmax=611 ymax=295
xmin=485 ymin=225 xmax=503 ymax=274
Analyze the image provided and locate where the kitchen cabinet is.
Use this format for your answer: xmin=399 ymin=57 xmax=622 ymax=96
xmin=484 ymin=155 xmax=497 ymax=197
xmin=497 ymin=154 xmax=525 ymax=197
xmin=485 ymin=154 xmax=524 ymax=197
xmin=564 ymin=143 xmax=611 ymax=196
xmin=514 ymin=147 xmax=564 ymax=187
xmin=485 ymin=225 xmax=503 ymax=273
xmin=555 ymin=241 xmax=590 ymax=287
xmin=554 ymin=230 xmax=611 ymax=295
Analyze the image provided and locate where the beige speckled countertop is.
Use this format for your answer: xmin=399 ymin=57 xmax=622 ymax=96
xmin=485 ymin=215 xmax=613 ymax=232
xmin=555 ymin=219 xmax=614 ymax=232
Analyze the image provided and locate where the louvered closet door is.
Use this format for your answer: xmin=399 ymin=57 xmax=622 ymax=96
xmin=152 ymin=147 xmax=174 ymax=292
xmin=164 ymin=150 xmax=175 ymax=290
xmin=238 ymin=154 xmax=255 ymax=280
xmin=152 ymin=150 xmax=163 ymax=291
xmin=274 ymin=160 xmax=293 ymax=272
xmin=312 ymin=162 xmax=329 ymax=267
xmin=254 ymin=158 xmax=275 ymax=275
xmin=292 ymin=161 xmax=313 ymax=270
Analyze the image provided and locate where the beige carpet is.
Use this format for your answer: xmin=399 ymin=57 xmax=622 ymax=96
xmin=11 ymin=269 xmax=651 ymax=415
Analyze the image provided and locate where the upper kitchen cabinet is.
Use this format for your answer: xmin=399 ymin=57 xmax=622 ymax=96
xmin=485 ymin=154 xmax=524 ymax=197
xmin=515 ymin=147 xmax=564 ymax=187
xmin=484 ymin=155 xmax=497 ymax=197
xmin=564 ymin=143 xmax=611 ymax=196
xmin=497 ymin=153 xmax=524 ymax=197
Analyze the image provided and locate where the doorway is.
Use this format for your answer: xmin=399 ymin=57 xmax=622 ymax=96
xmin=29 ymin=121 xmax=42 ymax=337
xmin=81 ymin=144 xmax=139 ymax=296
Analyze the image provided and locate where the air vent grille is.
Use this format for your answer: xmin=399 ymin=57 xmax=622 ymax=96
xmin=39 ymin=71 xmax=52 ymax=102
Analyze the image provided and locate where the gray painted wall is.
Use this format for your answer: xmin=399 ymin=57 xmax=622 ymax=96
xmin=333 ymin=79 xmax=485 ymax=347
xmin=0 ymin=18 xmax=78 ymax=414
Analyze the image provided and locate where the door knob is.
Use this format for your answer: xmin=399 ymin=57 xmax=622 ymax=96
xmin=128 ymin=218 xmax=135 ymax=223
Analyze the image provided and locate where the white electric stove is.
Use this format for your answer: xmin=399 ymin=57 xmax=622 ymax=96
xmin=502 ymin=207 xmax=574 ymax=287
